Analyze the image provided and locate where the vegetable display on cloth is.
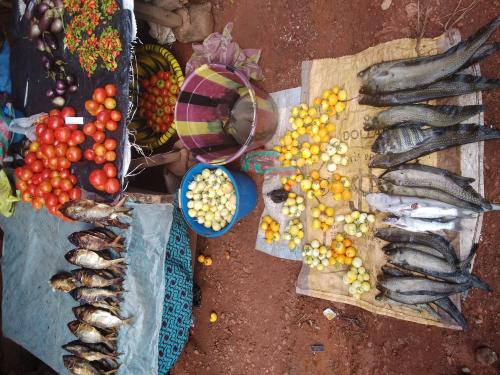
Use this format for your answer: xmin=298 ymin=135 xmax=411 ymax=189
xmin=64 ymin=0 xmax=122 ymax=77
xmin=14 ymin=106 xmax=83 ymax=219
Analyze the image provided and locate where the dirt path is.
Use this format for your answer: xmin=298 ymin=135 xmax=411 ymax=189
xmin=171 ymin=1 xmax=500 ymax=374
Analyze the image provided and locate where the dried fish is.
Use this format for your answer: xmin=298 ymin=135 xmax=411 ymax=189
xmin=60 ymin=197 xmax=132 ymax=228
xmin=73 ymin=305 xmax=131 ymax=330
xmin=70 ymin=287 xmax=122 ymax=304
xmin=72 ymin=269 xmax=123 ymax=288
xmin=65 ymin=249 xmax=125 ymax=270
xmin=63 ymin=355 xmax=101 ymax=375
xmin=62 ymin=341 xmax=118 ymax=362
xmin=67 ymin=321 xmax=116 ymax=349
xmin=68 ymin=230 xmax=124 ymax=252
xmin=49 ymin=272 xmax=77 ymax=292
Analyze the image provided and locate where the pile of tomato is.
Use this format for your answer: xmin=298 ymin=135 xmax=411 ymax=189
xmin=83 ymin=84 xmax=121 ymax=194
xmin=138 ymin=71 xmax=179 ymax=134
xmin=15 ymin=106 xmax=82 ymax=217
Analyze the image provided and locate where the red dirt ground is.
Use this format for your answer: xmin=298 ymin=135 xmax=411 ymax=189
xmin=171 ymin=1 xmax=500 ymax=374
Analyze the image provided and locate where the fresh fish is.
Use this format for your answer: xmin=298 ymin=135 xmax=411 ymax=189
xmin=59 ymin=197 xmax=132 ymax=229
xmin=364 ymin=104 xmax=484 ymax=130
xmin=49 ymin=272 xmax=77 ymax=292
xmin=432 ymin=297 xmax=468 ymax=330
xmin=366 ymin=193 xmax=478 ymax=219
xmin=358 ymin=16 xmax=500 ymax=94
xmin=68 ymin=230 xmax=124 ymax=252
xmin=383 ymin=242 xmax=447 ymax=260
xmin=360 ymin=74 xmax=500 ymax=107
xmin=383 ymin=216 xmax=462 ymax=232
xmin=63 ymin=355 xmax=101 ymax=375
xmin=73 ymin=305 xmax=130 ymax=330
xmin=70 ymin=287 xmax=122 ymax=304
xmin=65 ymin=249 xmax=125 ymax=270
xmin=375 ymin=293 xmax=441 ymax=319
xmin=72 ymin=269 xmax=123 ymax=288
xmin=62 ymin=341 xmax=118 ymax=362
xmin=375 ymin=227 xmax=458 ymax=264
xmin=372 ymin=125 xmax=442 ymax=154
xmin=385 ymin=247 xmax=490 ymax=290
xmin=380 ymin=164 xmax=491 ymax=209
xmin=370 ymin=123 xmax=500 ymax=169
xmin=67 ymin=321 xmax=116 ymax=349
xmin=378 ymin=181 xmax=483 ymax=212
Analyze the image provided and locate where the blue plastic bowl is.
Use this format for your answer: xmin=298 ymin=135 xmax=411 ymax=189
xmin=179 ymin=163 xmax=257 ymax=237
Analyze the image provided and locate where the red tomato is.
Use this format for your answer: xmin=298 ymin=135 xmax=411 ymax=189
xmin=60 ymin=107 xmax=76 ymax=118
xmin=60 ymin=170 xmax=70 ymax=179
xmin=69 ymin=174 xmax=77 ymax=185
xmin=47 ymin=205 xmax=58 ymax=215
xmin=32 ymin=197 xmax=43 ymax=210
xmin=51 ymin=176 xmax=61 ymax=189
xmin=110 ymin=110 xmax=121 ymax=122
xmin=16 ymin=179 xmax=28 ymax=191
xmin=96 ymin=109 xmax=111 ymax=123
xmin=50 ymin=171 xmax=60 ymax=178
xmin=93 ymin=144 xmax=106 ymax=156
xmin=66 ymin=146 xmax=82 ymax=162
xmin=96 ymin=104 xmax=105 ymax=114
xmin=94 ymin=155 xmax=105 ymax=165
xmin=20 ymin=168 xmax=33 ymax=181
xmin=49 ymin=109 xmax=60 ymax=117
xmin=104 ymin=151 xmax=116 ymax=162
xmin=105 ymin=120 xmax=117 ymax=132
xmin=104 ymin=97 xmax=116 ymax=110
xmin=39 ymin=180 xmax=52 ymax=194
xmin=31 ymin=160 xmax=44 ymax=173
xmin=68 ymin=124 xmax=78 ymax=131
xmin=93 ymin=131 xmax=106 ymax=144
xmin=27 ymin=184 xmax=36 ymax=196
xmin=36 ymin=123 xmax=47 ymax=137
xmin=93 ymin=88 xmax=107 ymax=104
xmin=29 ymin=141 xmax=41 ymax=153
xmin=68 ymin=187 xmax=81 ymax=201
xmin=104 ymin=138 xmax=117 ymax=151
xmin=44 ymin=193 xmax=58 ymax=208
xmin=84 ymin=149 xmax=95 ymax=161
xmin=103 ymin=163 xmax=117 ymax=178
xmin=40 ymin=129 xmax=55 ymax=144
xmin=159 ymin=123 xmax=169 ymax=133
xmin=55 ymin=143 xmax=68 ymax=157
xmin=104 ymin=178 xmax=120 ymax=194
xmin=104 ymin=84 xmax=117 ymax=97
xmin=41 ymin=170 xmax=51 ymax=180
xmin=89 ymin=170 xmax=107 ymax=187
xmin=71 ymin=130 xmax=85 ymax=145
xmin=160 ymin=88 xmax=169 ymax=97
xmin=24 ymin=152 xmax=36 ymax=165
xmin=54 ymin=127 xmax=71 ymax=143
xmin=60 ymin=178 xmax=73 ymax=192
xmin=57 ymin=157 xmax=71 ymax=170
xmin=95 ymin=184 xmax=105 ymax=191
xmin=83 ymin=122 xmax=97 ymax=136
xmin=94 ymin=120 xmax=105 ymax=131
xmin=58 ymin=192 xmax=70 ymax=204
xmin=53 ymin=188 xmax=62 ymax=196
xmin=48 ymin=157 xmax=58 ymax=170
xmin=85 ymin=100 xmax=99 ymax=115
xmin=35 ymin=185 xmax=45 ymax=198
xmin=41 ymin=144 xmax=57 ymax=159
xmin=47 ymin=116 xmax=63 ymax=130
xmin=15 ymin=167 xmax=24 ymax=179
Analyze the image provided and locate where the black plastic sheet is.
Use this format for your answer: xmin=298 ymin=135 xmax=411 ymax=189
xmin=9 ymin=1 xmax=132 ymax=197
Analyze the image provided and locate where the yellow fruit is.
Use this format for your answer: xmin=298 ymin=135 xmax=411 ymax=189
xmin=270 ymin=222 xmax=280 ymax=232
xmin=336 ymin=254 xmax=346 ymax=264
xmin=204 ymin=257 xmax=213 ymax=266
xmin=335 ymin=233 xmax=344 ymax=242
xmin=319 ymin=180 xmax=329 ymax=189
xmin=312 ymin=219 xmax=321 ymax=229
xmin=328 ymin=94 xmax=338 ymax=106
xmin=326 ymin=107 xmax=337 ymax=117
xmin=329 ymin=257 xmax=336 ymax=266
xmin=260 ymin=222 xmax=268 ymax=231
xmin=291 ymin=106 xmax=299 ymax=116
xmin=308 ymin=108 xmax=318 ymax=117
xmin=310 ymin=170 xmax=320 ymax=180
xmin=298 ymin=127 xmax=306 ymax=135
xmin=333 ymin=193 xmax=342 ymax=201
xmin=197 ymin=255 xmax=205 ymax=263
xmin=325 ymin=207 xmax=335 ymax=217
xmin=302 ymin=148 xmax=311 ymax=159
xmin=341 ymin=190 xmax=352 ymax=201
xmin=344 ymin=257 xmax=353 ymax=265
xmin=332 ymin=86 xmax=340 ymax=94
xmin=321 ymin=100 xmax=329 ymax=111
xmin=310 ymin=144 xmax=320 ymax=155
xmin=312 ymin=135 xmax=321 ymax=144
xmin=335 ymin=242 xmax=346 ymax=254
xmin=338 ymin=90 xmax=347 ymax=101
xmin=313 ymin=97 xmax=322 ymax=106
xmin=343 ymin=239 xmax=352 ymax=247
xmin=331 ymin=182 xmax=344 ymax=194
xmin=335 ymin=101 xmax=346 ymax=113
xmin=318 ymin=203 xmax=326 ymax=211
xmin=346 ymin=247 xmax=356 ymax=258
xmin=320 ymin=114 xmax=329 ymax=124
xmin=326 ymin=123 xmax=336 ymax=133
xmin=321 ymin=223 xmax=330 ymax=232
xmin=264 ymin=216 xmax=273 ymax=223
xmin=273 ymin=146 xmax=281 ymax=152
xmin=299 ymin=109 xmax=307 ymax=118
xmin=288 ymin=241 xmax=296 ymax=250
xmin=265 ymin=231 xmax=274 ymax=240
xmin=322 ymin=90 xmax=331 ymax=99
xmin=294 ymin=118 xmax=304 ymax=128
xmin=210 ymin=312 xmax=218 ymax=323
xmin=304 ymin=116 xmax=312 ymax=125
xmin=297 ymin=158 xmax=306 ymax=167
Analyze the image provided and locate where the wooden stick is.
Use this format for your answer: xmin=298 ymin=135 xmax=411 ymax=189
xmin=134 ymin=1 xmax=182 ymax=28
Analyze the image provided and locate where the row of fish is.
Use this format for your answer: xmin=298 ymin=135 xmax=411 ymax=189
xmin=50 ymin=227 xmax=130 ymax=375
xmin=374 ymin=227 xmax=491 ymax=329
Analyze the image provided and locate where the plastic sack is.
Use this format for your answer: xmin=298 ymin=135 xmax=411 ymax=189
xmin=185 ymin=23 xmax=263 ymax=80
xmin=7 ymin=112 xmax=47 ymax=141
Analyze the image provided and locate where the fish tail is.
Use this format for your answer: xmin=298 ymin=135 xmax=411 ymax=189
xmin=433 ymin=297 xmax=469 ymax=330
xmin=122 ymin=316 xmax=133 ymax=325
xmin=108 ymin=258 xmax=126 ymax=266
xmin=460 ymin=243 xmax=479 ymax=271
xmin=110 ymin=236 xmax=125 ymax=252
xmin=463 ymin=42 xmax=500 ymax=69
xmin=110 ymin=277 xmax=124 ymax=286
xmin=469 ymin=273 xmax=492 ymax=292
xmin=115 ymin=196 xmax=127 ymax=209
xmin=488 ymin=203 xmax=500 ymax=211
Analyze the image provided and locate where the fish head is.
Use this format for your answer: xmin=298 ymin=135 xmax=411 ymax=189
xmin=63 ymin=355 xmax=78 ymax=369
xmin=64 ymin=249 xmax=77 ymax=263
xmin=59 ymin=200 xmax=94 ymax=218
xmin=383 ymin=216 xmax=400 ymax=225
xmin=67 ymin=320 xmax=80 ymax=333
xmin=69 ymin=288 xmax=81 ymax=301
xmin=363 ymin=116 xmax=381 ymax=130
xmin=49 ymin=272 xmax=77 ymax=292
xmin=67 ymin=232 xmax=81 ymax=246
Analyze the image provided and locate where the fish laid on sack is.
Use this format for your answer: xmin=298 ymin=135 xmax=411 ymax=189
xmin=68 ymin=230 xmax=124 ymax=252
xmin=375 ymin=227 xmax=458 ymax=264
xmin=70 ymin=287 xmax=122 ymax=304
xmin=358 ymin=16 xmax=500 ymax=94
xmin=72 ymin=269 xmax=123 ymax=288
xmin=65 ymin=249 xmax=126 ymax=270
xmin=366 ymin=193 xmax=479 ymax=219
xmin=431 ymin=297 xmax=469 ymax=330
xmin=364 ymin=104 xmax=484 ymax=130
xmin=359 ymin=74 xmax=500 ymax=107
xmin=383 ymin=242 xmax=448 ymax=260
xmin=62 ymin=341 xmax=118 ymax=362
xmin=372 ymin=125 xmax=443 ymax=154
xmin=49 ymin=272 xmax=77 ymax=292
xmin=384 ymin=244 xmax=491 ymax=291
xmin=73 ymin=305 xmax=131 ymax=330
xmin=67 ymin=321 xmax=116 ymax=349
xmin=370 ymin=123 xmax=500 ymax=169
xmin=63 ymin=355 xmax=102 ymax=375
xmin=59 ymin=197 xmax=132 ymax=229
xmin=379 ymin=164 xmax=491 ymax=209
xmin=383 ymin=216 xmax=462 ymax=232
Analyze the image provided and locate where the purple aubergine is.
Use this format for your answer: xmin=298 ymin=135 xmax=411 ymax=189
xmin=35 ymin=3 xmax=49 ymax=19
xmin=35 ymin=38 xmax=46 ymax=52
xmin=46 ymin=88 xmax=55 ymax=98
xmin=53 ymin=0 xmax=63 ymax=9
xmin=38 ymin=12 xmax=54 ymax=32
xmin=68 ymin=85 xmax=78 ymax=93
xmin=65 ymin=74 xmax=75 ymax=85
xmin=50 ymin=18 xmax=63 ymax=33
xmin=55 ymin=79 xmax=66 ymax=90
xmin=55 ymin=88 xmax=66 ymax=96
xmin=28 ymin=23 xmax=41 ymax=40
xmin=52 ymin=96 xmax=65 ymax=107
xmin=42 ymin=32 xmax=58 ymax=51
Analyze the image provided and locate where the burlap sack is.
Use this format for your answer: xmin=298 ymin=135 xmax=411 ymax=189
xmin=296 ymin=32 xmax=484 ymax=329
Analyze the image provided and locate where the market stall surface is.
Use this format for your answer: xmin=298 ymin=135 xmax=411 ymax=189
xmin=171 ymin=1 xmax=500 ymax=374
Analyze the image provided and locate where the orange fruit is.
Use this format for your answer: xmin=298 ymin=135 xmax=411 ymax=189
xmin=341 ymin=190 xmax=352 ymax=200
xmin=331 ymin=182 xmax=344 ymax=194
xmin=345 ymin=247 xmax=356 ymax=258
